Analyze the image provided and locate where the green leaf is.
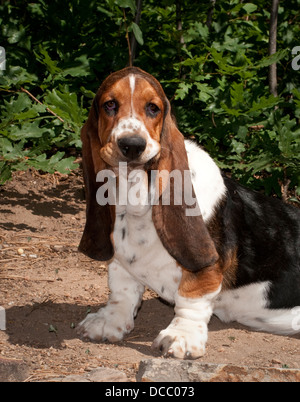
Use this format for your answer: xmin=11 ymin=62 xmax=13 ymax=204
xmin=97 ymin=5 xmax=114 ymax=17
xmin=4 ymin=92 xmax=32 ymax=115
xmin=0 ymin=139 xmax=27 ymax=161
xmin=242 ymin=3 xmax=258 ymax=14
xmin=254 ymin=49 xmax=289 ymax=69
xmin=60 ymin=55 xmax=91 ymax=78
xmin=0 ymin=138 xmax=14 ymax=155
xmin=245 ymin=154 xmax=275 ymax=173
xmin=249 ymin=95 xmax=281 ymax=113
xmin=9 ymin=121 xmax=45 ymax=140
xmin=7 ymin=26 xmax=27 ymax=44
xmin=195 ymin=83 xmax=214 ymax=103
xmin=50 ymin=153 xmax=78 ymax=174
xmin=54 ymin=156 xmax=78 ymax=174
xmin=115 ymin=0 xmax=136 ymax=13
xmin=45 ymin=89 xmax=83 ymax=126
xmin=132 ymin=23 xmax=144 ymax=46
xmin=27 ymin=152 xmax=78 ymax=174
xmin=48 ymin=324 xmax=58 ymax=334
xmin=175 ymin=82 xmax=192 ymax=100
xmin=34 ymin=46 xmax=61 ymax=75
xmin=230 ymin=82 xmax=244 ymax=107
xmin=0 ymin=66 xmax=38 ymax=87
xmin=185 ymin=22 xmax=209 ymax=43
xmin=221 ymin=102 xmax=244 ymax=117
xmin=231 ymin=139 xmax=246 ymax=155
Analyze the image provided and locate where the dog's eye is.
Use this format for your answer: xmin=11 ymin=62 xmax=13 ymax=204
xmin=146 ymin=103 xmax=160 ymax=117
xmin=104 ymin=100 xmax=118 ymax=115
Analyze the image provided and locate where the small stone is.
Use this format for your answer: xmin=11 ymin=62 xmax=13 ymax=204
xmin=88 ymin=367 xmax=128 ymax=382
xmin=271 ymin=359 xmax=282 ymax=365
xmin=51 ymin=245 xmax=65 ymax=252
xmin=137 ymin=359 xmax=300 ymax=383
xmin=48 ymin=368 xmax=128 ymax=383
xmin=60 ymin=375 xmax=90 ymax=383
xmin=29 ymin=254 xmax=38 ymax=259
xmin=17 ymin=248 xmax=24 ymax=255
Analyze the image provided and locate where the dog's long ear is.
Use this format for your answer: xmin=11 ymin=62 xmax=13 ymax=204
xmin=78 ymin=98 xmax=115 ymax=261
xmin=152 ymin=109 xmax=219 ymax=272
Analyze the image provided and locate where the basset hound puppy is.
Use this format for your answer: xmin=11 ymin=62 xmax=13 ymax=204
xmin=77 ymin=67 xmax=300 ymax=359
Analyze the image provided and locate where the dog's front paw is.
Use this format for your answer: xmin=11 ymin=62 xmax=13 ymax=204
xmin=151 ymin=318 xmax=207 ymax=359
xmin=77 ymin=305 xmax=134 ymax=343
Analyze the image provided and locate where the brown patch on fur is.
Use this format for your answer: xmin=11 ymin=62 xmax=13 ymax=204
xmin=177 ymin=248 xmax=238 ymax=298
xmin=178 ymin=263 xmax=223 ymax=299
xmin=206 ymin=204 xmax=239 ymax=291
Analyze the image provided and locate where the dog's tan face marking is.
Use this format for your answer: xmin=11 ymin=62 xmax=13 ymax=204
xmin=98 ymin=75 xmax=164 ymax=167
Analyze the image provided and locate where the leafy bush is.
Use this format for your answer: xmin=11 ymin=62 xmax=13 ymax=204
xmin=138 ymin=0 xmax=300 ymax=198
xmin=0 ymin=0 xmax=299 ymax=201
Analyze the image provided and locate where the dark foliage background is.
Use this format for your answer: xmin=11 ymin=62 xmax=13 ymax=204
xmin=0 ymin=0 xmax=299 ymax=201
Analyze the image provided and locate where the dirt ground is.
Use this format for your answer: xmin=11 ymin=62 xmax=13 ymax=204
xmin=0 ymin=168 xmax=299 ymax=382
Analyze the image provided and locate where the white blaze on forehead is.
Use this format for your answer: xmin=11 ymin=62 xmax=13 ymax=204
xmin=129 ymin=74 xmax=136 ymax=116
xmin=129 ymin=74 xmax=136 ymax=95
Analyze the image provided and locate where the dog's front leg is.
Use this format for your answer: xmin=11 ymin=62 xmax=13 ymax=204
xmin=152 ymin=266 xmax=222 ymax=359
xmin=78 ymin=261 xmax=145 ymax=342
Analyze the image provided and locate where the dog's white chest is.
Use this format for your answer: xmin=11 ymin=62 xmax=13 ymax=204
xmin=113 ymin=207 xmax=182 ymax=303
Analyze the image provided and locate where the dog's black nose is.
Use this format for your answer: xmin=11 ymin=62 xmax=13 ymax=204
xmin=117 ymin=136 xmax=147 ymax=160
